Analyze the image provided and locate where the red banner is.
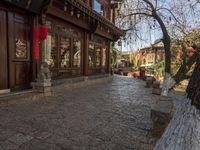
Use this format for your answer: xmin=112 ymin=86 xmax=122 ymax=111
xmin=33 ymin=26 xmax=48 ymax=60
xmin=40 ymin=26 xmax=48 ymax=40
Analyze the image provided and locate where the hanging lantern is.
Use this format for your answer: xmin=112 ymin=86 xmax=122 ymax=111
xmin=39 ymin=26 xmax=48 ymax=40
xmin=34 ymin=26 xmax=39 ymax=60
xmin=70 ymin=6 xmax=74 ymax=16
xmin=71 ymin=10 xmax=74 ymax=16
xmin=64 ymin=6 xmax=67 ymax=11
xmin=64 ymin=0 xmax=67 ymax=11
xmin=77 ymin=11 xmax=80 ymax=18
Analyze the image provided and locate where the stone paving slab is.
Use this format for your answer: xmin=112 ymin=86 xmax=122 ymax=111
xmin=0 ymin=76 xmax=159 ymax=150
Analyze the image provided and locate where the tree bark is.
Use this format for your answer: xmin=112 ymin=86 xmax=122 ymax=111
xmin=173 ymin=53 xmax=198 ymax=84
xmin=161 ymin=73 xmax=176 ymax=96
xmin=186 ymin=55 xmax=200 ymax=109
xmin=154 ymin=95 xmax=200 ymax=150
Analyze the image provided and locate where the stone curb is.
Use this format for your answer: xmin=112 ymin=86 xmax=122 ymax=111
xmin=0 ymin=75 xmax=113 ymax=104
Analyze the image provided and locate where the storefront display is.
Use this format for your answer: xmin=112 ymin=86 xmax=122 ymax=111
xmin=88 ymin=35 xmax=109 ymax=74
xmin=44 ymin=18 xmax=83 ymax=78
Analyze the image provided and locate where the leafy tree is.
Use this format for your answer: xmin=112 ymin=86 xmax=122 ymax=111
xmin=110 ymin=47 xmax=121 ymax=65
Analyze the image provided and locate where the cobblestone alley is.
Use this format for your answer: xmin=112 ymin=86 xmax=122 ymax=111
xmin=0 ymin=76 xmax=160 ymax=150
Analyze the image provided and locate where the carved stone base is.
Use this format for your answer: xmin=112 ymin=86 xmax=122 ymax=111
xmin=31 ymin=62 xmax=52 ymax=96
xmin=31 ymin=80 xmax=52 ymax=96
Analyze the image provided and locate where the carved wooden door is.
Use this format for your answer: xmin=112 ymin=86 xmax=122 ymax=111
xmin=8 ymin=11 xmax=32 ymax=91
xmin=0 ymin=9 xmax=8 ymax=90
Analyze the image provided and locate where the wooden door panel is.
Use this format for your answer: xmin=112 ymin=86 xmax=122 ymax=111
xmin=0 ymin=9 xmax=8 ymax=90
xmin=8 ymin=11 xmax=32 ymax=90
xmin=15 ymin=62 xmax=30 ymax=88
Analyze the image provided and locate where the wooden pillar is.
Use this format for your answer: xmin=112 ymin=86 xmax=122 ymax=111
xmin=107 ymin=42 xmax=111 ymax=74
xmin=32 ymin=16 xmax=39 ymax=81
xmin=31 ymin=13 xmax=52 ymax=96
xmin=83 ymin=31 xmax=89 ymax=75
xmin=40 ymin=14 xmax=47 ymax=63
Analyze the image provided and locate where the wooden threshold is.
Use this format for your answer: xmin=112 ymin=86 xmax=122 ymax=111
xmin=0 ymin=89 xmax=10 ymax=94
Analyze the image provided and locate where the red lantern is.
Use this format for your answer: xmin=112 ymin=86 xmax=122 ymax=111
xmin=34 ymin=27 xmax=40 ymax=60
xmin=39 ymin=26 xmax=48 ymax=40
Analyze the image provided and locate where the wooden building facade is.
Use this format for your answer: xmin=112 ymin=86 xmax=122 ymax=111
xmin=0 ymin=0 xmax=124 ymax=93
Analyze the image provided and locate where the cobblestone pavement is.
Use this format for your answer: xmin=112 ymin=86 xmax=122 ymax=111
xmin=0 ymin=76 xmax=160 ymax=150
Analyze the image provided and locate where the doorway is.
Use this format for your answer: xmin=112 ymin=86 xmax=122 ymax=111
xmin=0 ymin=8 xmax=32 ymax=92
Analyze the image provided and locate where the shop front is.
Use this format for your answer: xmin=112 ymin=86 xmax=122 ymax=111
xmin=44 ymin=0 xmax=121 ymax=79
xmin=44 ymin=16 xmax=110 ymax=78
xmin=0 ymin=0 xmax=125 ymax=94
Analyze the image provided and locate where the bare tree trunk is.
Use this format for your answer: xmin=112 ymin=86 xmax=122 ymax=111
xmin=161 ymin=73 xmax=176 ymax=96
xmin=153 ymin=11 xmax=172 ymax=96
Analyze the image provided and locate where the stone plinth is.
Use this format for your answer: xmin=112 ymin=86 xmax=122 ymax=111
xmin=151 ymin=97 xmax=174 ymax=138
xmin=31 ymin=79 xmax=52 ymax=96
xmin=152 ymin=88 xmax=162 ymax=95
xmin=146 ymin=77 xmax=153 ymax=88
xmin=152 ymin=81 xmax=161 ymax=95
xmin=31 ymin=62 xmax=52 ymax=96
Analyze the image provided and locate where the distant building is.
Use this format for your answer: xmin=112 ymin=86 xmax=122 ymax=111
xmin=136 ymin=40 xmax=165 ymax=67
